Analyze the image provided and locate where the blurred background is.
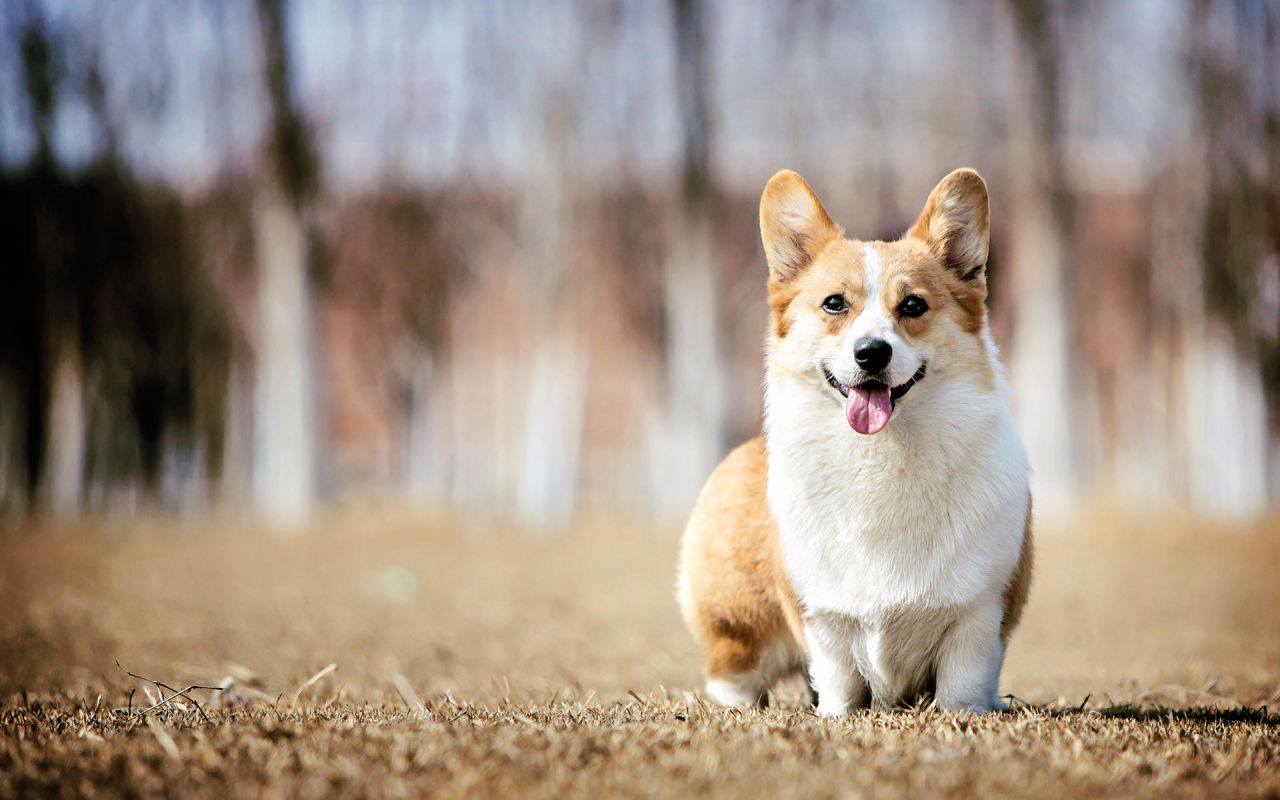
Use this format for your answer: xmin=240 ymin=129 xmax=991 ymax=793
xmin=1 ymin=0 xmax=1277 ymax=529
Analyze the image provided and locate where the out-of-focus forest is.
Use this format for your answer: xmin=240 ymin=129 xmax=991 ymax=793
xmin=0 ymin=0 xmax=1276 ymax=527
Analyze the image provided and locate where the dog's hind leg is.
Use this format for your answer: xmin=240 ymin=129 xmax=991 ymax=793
xmin=702 ymin=627 xmax=771 ymax=708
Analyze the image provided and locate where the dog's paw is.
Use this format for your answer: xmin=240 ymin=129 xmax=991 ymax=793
xmin=935 ymin=696 xmax=1006 ymax=714
xmin=705 ymin=675 xmax=767 ymax=709
xmin=815 ymin=701 xmax=851 ymax=718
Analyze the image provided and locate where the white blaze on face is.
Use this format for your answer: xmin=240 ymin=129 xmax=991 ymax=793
xmin=848 ymin=244 xmax=891 ymax=351
xmin=839 ymin=244 xmax=916 ymax=435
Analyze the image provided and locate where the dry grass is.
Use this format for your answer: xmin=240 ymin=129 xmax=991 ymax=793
xmin=1 ymin=506 xmax=1278 ymax=798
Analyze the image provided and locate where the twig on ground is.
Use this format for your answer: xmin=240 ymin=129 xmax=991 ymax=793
xmin=83 ymin=694 xmax=103 ymax=728
xmin=292 ymin=663 xmax=337 ymax=704
xmin=126 ymin=686 xmax=221 ymax=725
xmin=116 ymin=661 xmax=222 ymax=725
xmin=390 ymin=672 xmax=426 ymax=718
xmin=1077 ymin=694 xmax=1092 ymax=712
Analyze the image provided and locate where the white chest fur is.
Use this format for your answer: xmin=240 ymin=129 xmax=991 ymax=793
xmin=766 ymin=373 xmax=1029 ymax=616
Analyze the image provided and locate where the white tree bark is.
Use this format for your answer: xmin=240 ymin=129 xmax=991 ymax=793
xmin=251 ymin=189 xmax=316 ymax=526
xmin=652 ymin=213 xmax=726 ymax=515
xmin=1178 ymin=324 xmax=1269 ymax=516
xmin=514 ymin=335 xmax=586 ymax=529
xmin=1004 ymin=1 xmax=1078 ymax=516
xmin=1006 ymin=189 xmax=1077 ymax=513
xmin=509 ymin=95 xmax=587 ymax=530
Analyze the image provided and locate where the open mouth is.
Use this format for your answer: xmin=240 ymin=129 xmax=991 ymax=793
xmin=823 ymin=364 xmax=927 ymax=435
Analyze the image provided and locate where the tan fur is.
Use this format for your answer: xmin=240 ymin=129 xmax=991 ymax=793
xmin=679 ymin=438 xmax=805 ymax=682
xmin=904 ymin=168 xmax=991 ymax=333
xmin=759 ymin=170 xmax=843 ymax=282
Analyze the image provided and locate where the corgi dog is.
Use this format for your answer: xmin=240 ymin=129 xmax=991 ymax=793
xmin=677 ymin=168 xmax=1032 ymax=715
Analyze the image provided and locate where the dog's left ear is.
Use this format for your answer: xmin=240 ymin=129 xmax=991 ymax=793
xmin=760 ymin=170 xmax=842 ymax=283
xmin=906 ymin=168 xmax=990 ymax=283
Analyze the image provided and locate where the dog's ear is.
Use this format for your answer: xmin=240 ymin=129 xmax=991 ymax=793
xmin=906 ymin=168 xmax=990 ymax=283
xmin=760 ymin=170 xmax=842 ymax=282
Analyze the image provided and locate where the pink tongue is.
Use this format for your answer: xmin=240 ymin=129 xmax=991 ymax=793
xmin=845 ymin=385 xmax=893 ymax=434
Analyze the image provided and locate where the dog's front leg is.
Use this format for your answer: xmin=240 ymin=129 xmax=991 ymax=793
xmin=805 ymin=617 xmax=867 ymax=717
xmin=934 ymin=600 xmax=1006 ymax=712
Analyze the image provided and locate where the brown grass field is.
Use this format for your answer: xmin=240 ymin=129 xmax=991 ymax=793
xmin=1 ymin=507 xmax=1278 ymax=798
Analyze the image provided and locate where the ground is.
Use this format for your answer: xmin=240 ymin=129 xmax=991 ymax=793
xmin=1 ymin=507 xmax=1278 ymax=798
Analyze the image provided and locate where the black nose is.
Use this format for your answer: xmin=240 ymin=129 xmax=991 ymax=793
xmin=854 ymin=338 xmax=893 ymax=373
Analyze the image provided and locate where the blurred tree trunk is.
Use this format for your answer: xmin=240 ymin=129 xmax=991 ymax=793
xmin=1182 ymin=0 xmax=1274 ymax=513
xmin=15 ymin=13 xmax=91 ymax=516
xmin=1004 ymin=0 xmax=1079 ymax=511
xmin=404 ymin=351 xmax=443 ymax=504
xmin=655 ymin=0 xmax=727 ymax=514
xmin=512 ymin=91 xmax=587 ymax=529
xmin=44 ymin=333 xmax=85 ymax=515
xmin=252 ymin=0 xmax=318 ymax=525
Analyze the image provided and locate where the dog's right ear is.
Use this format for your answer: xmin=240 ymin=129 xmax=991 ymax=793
xmin=906 ymin=168 xmax=990 ymax=284
xmin=759 ymin=170 xmax=841 ymax=283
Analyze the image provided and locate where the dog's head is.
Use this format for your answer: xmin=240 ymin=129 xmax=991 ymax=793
xmin=761 ymin=168 xmax=993 ymax=434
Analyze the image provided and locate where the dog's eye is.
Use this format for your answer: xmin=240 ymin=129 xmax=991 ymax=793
xmin=821 ymin=294 xmax=848 ymax=315
xmin=897 ymin=295 xmax=928 ymax=318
